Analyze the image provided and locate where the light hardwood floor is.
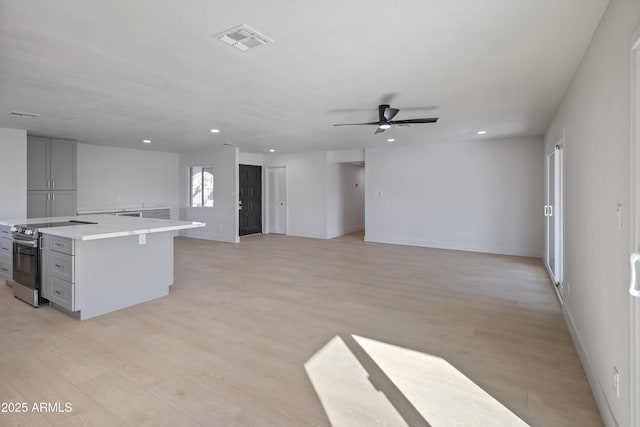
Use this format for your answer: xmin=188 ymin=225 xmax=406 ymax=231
xmin=0 ymin=233 xmax=601 ymax=426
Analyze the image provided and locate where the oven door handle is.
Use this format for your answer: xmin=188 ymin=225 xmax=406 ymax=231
xmin=13 ymin=239 xmax=38 ymax=248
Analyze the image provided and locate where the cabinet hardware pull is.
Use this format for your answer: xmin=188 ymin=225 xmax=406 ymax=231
xmin=55 ymin=264 xmax=62 ymax=269
xmin=47 ymin=193 xmax=51 ymax=201
xmin=55 ymin=290 xmax=62 ymax=295
xmin=52 ymin=180 xmax=55 ymax=189
xmin=55 ymin=243 xmax=63 ymax=247
xmin=52 ymin=193 xmax=55 ymax=201
xmin=1 ymin=267 xmax=7 ymax=272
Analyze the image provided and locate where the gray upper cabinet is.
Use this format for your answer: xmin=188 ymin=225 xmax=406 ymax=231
xmin=50 ymin=192 xmax=77 ymax=217
xmin=29 ymin=191 xmax=78 ymax=218
xmin=27 ymin=136 xmax=77 ymax=218
xmin=50 ymin=139 xmax=77 ymax=190
xmin=27 ymin=136 xmax=50 ymax=190
xmin=27 ymin=136 xmax=77 ymax=191
xmin=27 ymin=191 xmax=50 ymax=219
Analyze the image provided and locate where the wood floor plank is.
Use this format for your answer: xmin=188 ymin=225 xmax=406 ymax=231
xmin=0 ymin=232 xmax=602 ymax=426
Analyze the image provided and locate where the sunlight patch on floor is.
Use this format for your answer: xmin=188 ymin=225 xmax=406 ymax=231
xmin=305 ymin=335 xmax=529 ymax=427
xmin=305 ymin=336 xmax=409 ymax=426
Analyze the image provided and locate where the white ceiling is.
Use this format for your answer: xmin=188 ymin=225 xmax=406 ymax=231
xmin=0 ymin=1 xmax=609 ymax=153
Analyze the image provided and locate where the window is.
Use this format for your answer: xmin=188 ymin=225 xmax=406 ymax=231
xmin=190 ymin=166 xmax=214 ymax=207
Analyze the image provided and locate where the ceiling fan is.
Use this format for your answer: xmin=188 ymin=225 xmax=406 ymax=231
xmin=333 ymin=104 xmax=439 ymax=134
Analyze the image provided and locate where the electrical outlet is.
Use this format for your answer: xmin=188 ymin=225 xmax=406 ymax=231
xmin=613 ymin=367 xmax=620 ymax=398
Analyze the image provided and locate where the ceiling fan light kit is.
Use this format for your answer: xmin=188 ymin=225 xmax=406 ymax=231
xmin=333 ymin=103 xmax=438 ymax=134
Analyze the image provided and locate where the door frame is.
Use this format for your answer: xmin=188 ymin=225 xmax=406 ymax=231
xmin=238 ymin=164 xmax=263 ymax=236
xmin=629 ymin=31 xmax=640 ymax=427
xmin=545 ymin=135 xmax=564 ymax=302
xmin=265 ymin=166 xmax=287 ymax=235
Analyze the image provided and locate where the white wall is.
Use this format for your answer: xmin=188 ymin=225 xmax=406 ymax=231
xmin=238 ymin=152 xmax=264 ymax=166
xmin=0 ymin=127 xmax=27 ymax=220
xmin=329 ymin=149 xmax=364 ymax=163
xmin=544 ymin=1 xmax=640 ymax=425
xmin=327 ymin=161 xmax=342 ymax=238
xmin=265 ymin=151 xmax=329 ymax=239
xmin=327 ymin=163 xmax=365 ymax=238
xmin=365 ymin=137 xmax=544 ymax=257
xmin=77 ymin=144 xmax=180 ymax=217
xmin=179 ymin=146 xmax=238 ymax=243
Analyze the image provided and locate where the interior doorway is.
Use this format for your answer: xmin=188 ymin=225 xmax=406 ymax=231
xmin=340 ymin=162 xmax=365 ymax=237
xmin=239 ymin=164 xmax=262 ymax=236
xmin=545 ymin=141 xmax=564 ymax=301
xmin=266 ymin=166 xmax=287 ymax=234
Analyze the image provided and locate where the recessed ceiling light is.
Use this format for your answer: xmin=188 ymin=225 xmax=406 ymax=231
xmin=477 ymin=130 xmax=487 ymax=135
xmin=379 ymin=124 xmax=391 ymax=130
xmin=387 ymin=138 xmax=395 ymax=142
xmin=210 ymin=129 xmax=220 ymax=133
xmin=143 ymin=139 xmax=151 ymax=144
xmin=269 ymin=149 xmax=275 ymax=152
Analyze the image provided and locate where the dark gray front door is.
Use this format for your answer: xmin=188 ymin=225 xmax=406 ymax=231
xmin=239 ymin=165 xmax=262 ymax=236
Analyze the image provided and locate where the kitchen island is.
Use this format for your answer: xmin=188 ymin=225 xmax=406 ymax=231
xmin=0 ymin=215 xmax=205 ymax=320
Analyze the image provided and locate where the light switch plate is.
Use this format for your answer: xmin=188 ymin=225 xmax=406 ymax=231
xmin=139 ymin=234 xmax=146 ymax=245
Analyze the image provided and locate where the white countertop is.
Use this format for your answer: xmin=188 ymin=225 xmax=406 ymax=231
xmin=0 ymin=215 xmax=205 ymax=241
xmin=77 ymin=206 xmax=171 ymax=214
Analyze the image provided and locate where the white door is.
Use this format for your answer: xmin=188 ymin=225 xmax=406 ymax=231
xmin=545 ymin=144 xmax=563 ymax=300
xmin=267 ymin=167 xmax=287 ymax=234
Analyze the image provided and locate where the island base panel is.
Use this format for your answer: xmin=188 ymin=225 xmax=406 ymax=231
xmin=73 ymin=232 xmax=174 ymax=320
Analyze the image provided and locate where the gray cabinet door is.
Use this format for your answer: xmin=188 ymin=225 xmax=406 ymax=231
xmin=50 ymin=191 xmax=77 ymax=217
xmin=27 ymin=136 xmax=50 ymax=190
xmin=50 ymin=139 xmax=77 ymax=190
xmin=27 ymin=191 xmax=49 ymax=218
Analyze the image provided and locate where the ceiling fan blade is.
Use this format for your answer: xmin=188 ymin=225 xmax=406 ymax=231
xmin=329 ymin=108 xmax=377 ymax=113
xmin=389 ymin=118 xmax=439 ymax=124
xmin=384 ymin=107 xmax=399 ymax=121
xmin=399 ymin=105 xmax=439 ymax=111
xmin=333 ymin=121 xmax=380 ymax=126
xmin=374 ymin=127 xmax=386 ymax=134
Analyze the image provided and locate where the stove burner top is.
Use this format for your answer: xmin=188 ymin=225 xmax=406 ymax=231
xmin=11 ymin=220 xmax=97 ymax=239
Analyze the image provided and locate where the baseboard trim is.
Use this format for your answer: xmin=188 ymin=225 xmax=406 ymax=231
xmin=344 ymin=224 xmax=365 ymax=234
xmin=563 ymin=305 xmax=618 ymax=426
xmin=179 ymin=230 xmax=238 ymax=243
xmin=364 ymin=233 xmax=541 ymax=258
xmin=286 ymin=230 xmax=327 ymax=239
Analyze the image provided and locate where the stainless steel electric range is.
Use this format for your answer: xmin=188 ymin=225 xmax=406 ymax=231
xmin=11 ymin=220 xmax=95 ymax=307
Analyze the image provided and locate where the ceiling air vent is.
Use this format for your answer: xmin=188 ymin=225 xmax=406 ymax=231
xmin=212 ymin=24 xmax=273 ymax=52
xmin=9 ymin=111 xmax=40 ymax=118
